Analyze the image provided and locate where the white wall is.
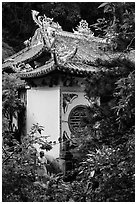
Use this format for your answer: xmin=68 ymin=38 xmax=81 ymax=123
xmin=27 ymin=86 xmax=60 ymax=158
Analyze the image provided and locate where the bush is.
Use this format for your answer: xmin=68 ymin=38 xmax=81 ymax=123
xmin=2 ymin=124 xmax=53 ymax=202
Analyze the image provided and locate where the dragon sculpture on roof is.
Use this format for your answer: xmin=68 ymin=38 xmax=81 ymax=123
xmin=25 ymin=10 xmax=62 ymax=49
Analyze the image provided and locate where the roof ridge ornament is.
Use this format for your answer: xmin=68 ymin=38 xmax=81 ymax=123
xmin=23 ymin=11 xmax=78 ymax=65
xmin=24 ymin=10 xmax=62 ymax=49
xmin=32 ymin=10 xmax=62 ymax=31
xmin=31 ymin=10 xmax=55 ymax=48
xmin=31 ymin=10 xmax=78 ymax=65
xmin=73 ymin=19 xmax=94 ymax=38
xmin=32 ymin=10 xmax=42 ymax=28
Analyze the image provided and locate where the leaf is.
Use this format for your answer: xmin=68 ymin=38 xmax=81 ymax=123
xmin=98 ymin=3 xmax=109 ymax=9
xmin=78 ymin=170 xmax=84 ymax=175
xmin=90 ymin=170 xmax=95 ymax=177
xmin=104 ymin=5 xmax=112 ymax=13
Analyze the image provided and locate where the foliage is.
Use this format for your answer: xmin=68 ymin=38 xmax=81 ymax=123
xmin=114 ymin=71 xmax=135 ymax=129
xmin=2 ymin=73 xmax=24 ymax=123
xmin=74 ymin=52 xmax=134 ymax=201
xmin=2 ymin=73 xmax=25 ymax=119
xmin=77 ymin=141 xmax=134 ymax=202
xmin=2 ymin=42 xmax=15 ymax=61
xmin=2 ymin=73 xmax=25 ymax=145
xmin=3 ymin=122 xmax=77 ymax=202
xmin=92 ymin=2 xmax=135 ymax=51
xmin=2 ymin=124 xmax=53 ymax=202
xmin=61 ymin=54 xmax=134 ymax=202
xmin=25 ymin=123 xmax=52 ymax=151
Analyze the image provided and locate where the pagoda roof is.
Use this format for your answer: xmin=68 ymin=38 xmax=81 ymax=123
xmin=2 ymin=10 xmax=135 ymax=79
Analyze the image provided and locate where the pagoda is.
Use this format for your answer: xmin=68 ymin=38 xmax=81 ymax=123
xmin=3 ymin=10 xmax=120 ymax=170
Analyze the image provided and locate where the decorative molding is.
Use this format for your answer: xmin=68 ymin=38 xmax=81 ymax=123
xmin=84 ymin=94 xmax=90 ymax=101
xmin=68 ymin=105 xmax=86 ymax=134
xmin=84 ymin=95 xmax=100 ymax=106
xmin=63 ymin=130 xmax=69 ymax=141
xmin=63 ymin=93 xmax=78 ymax=114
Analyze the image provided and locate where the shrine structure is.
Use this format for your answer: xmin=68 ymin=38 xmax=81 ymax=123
xmin=3 ymin=10 xmax=119 ymax=170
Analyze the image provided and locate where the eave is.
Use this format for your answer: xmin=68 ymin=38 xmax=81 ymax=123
xmin=2 ymin=43 xmax=45 ymax=71
xmin=20 ymin=60 xmax=98 ymax=79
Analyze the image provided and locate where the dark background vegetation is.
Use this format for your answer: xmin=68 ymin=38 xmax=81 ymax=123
xmin=2 ymin=2 xmax=135 ymax=202
xmin=2 ymin=2 xmax=105 ymax=51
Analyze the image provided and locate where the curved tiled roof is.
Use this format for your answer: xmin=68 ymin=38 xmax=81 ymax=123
xmin=3 ymin=12 xmax=134 ymax=79
xmin=20 ymin=58 xmax=97 ymax=79
xmin=2 ymin=11 xmax=110 ymax=77
xmin=3 ymin=28 xmax=105 ymax=77
xmin=2 ymin=43 xmax=44 ymax=71
xmin=20 ymin=59 xmax=55 ymax=78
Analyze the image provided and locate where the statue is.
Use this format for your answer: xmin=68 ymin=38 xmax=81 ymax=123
xmin=35 ymin=151 xmax=50 ymax=188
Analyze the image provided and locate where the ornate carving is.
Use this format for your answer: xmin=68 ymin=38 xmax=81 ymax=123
xmin=15 ymin=63 xmax=33 ymax=72
xmin=84 ymin=94 xmax=89 ymax=101
xmin=24 ymin=38 xmax=32 ymax=47
xmin=68 ymin=105 xmax=86 ymax=134
xmin=73 ymin=19 xmax=94 ymax=37
xmin=30 ymin=10 xmax=62 ymax=49
xmin=29 ymin=28 xmax=43 ymax=47
xmin=24 ymin=11 xmax=78 ymax=65
xmin=63 ymin=93 xmax=78 ymax=113
xmin=32 ymin=10 xmax=42 ymax=28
